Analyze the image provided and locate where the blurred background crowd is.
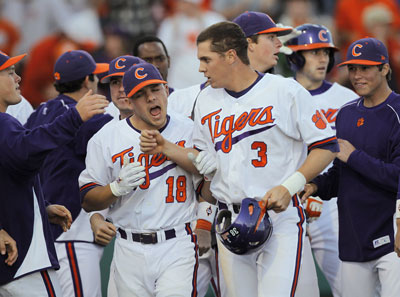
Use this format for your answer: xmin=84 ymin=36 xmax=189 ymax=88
xmin=1 ymin=0 xmax=400 ymax=108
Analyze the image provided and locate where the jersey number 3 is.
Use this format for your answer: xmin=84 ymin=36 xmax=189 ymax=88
xmin=165 ymin=176 xmax=187 ymax=203
xmin=251 ymin=141 xmax=267 ymax=167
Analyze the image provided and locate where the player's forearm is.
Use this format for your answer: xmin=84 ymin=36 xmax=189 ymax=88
xmin=298 ymin=148 xmax=337 ymax=182
xmin=82 ymin=186 xmax=117 ymax=212
xmin=161 ymin=141 xmax=199 ymax=174
xmin=200 ymin=181 xmax=217 ymax=204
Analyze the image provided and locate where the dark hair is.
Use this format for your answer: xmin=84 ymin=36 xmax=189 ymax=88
xmin=378 ymin=64 xmax=392 ymax=81
xmin=54 ymin=74 xmax=95 ymax=94
xmin=197 ymin=21 xmax=250 ymax=65
xmin=132 ymin=35 xmax=169 ymax=58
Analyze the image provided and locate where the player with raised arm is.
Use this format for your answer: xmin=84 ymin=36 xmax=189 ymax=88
xmin=25 ymin=50 xmax=112 ymax=297
xmin=79 ymin=62 xmax=199 ymax=296
xmin=0 ymin=51 xmax=109 ymax=296
xmin=302 ymin=37 xmax=400 ymax=297
xmin=191 ymin=21 xmax=338 ymax=297
xmin=284 ymin=23 xmax=359 ymax=297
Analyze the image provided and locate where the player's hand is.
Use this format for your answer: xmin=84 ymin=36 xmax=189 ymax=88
xmin=0 ymin=229 xmax=18 ymax=266
xmin=262 ymin=185 xmax=292 ymax=213
xmin=110 ymin=155 xmax=146 ymax=197
xmin=303 ymin=196 xmax=323 ymax=223
xmin=139 ymin=130 xmax=165 ymax=155
xmin=276 ymin=24 xmax=301 ymax=55
xmin=195 ymin=228 xmax=212 ymax=256
xmin=188 ymin=151 xmax=217 ymax=177
xmin=300 ymin=183 xmax=318 ymax=203
xmin=46 ymin=204 xmax=72 ymax=232
xmin=395 ymin=227 xmax=400 ymax=257
xmin=337 ymin=139 xmax=356 ymax=163
xmin=75 ymin=90 xmax=109 ymax=122
xmin=90 ymin=213 xmax=117 ymax=246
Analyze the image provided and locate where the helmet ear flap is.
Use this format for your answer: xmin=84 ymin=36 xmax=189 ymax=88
xmin=287 ymin=52 xmax=305 ymax=72
xmin=327 ymin=49 xmax=335 ymax=73
xmin=216 ymin=209 xmax=232 ymax=233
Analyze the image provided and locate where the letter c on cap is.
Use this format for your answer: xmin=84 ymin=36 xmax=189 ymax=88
xmin=352 ymin=44 xmax=362 ymax=57
xmin=318 ymin=30 xmax=328 ymax=42
xmin=115 ymin=58 xmax=126 ymax=69
xmin=135 ymin=67 xmax=148 ymax=80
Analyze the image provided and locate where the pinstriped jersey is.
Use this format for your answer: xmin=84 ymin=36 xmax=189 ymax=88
xmin=192 ymin=73 xmax=337 ymax=206
xmin=79 ymin=114 xmax=197 ymax=231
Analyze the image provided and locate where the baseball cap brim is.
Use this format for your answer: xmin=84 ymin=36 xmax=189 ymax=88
xmin=0 ymin=53 xmax=27 ymax=71
xmin=337 ymin=59 xmax=384 ymax=67
xmin=100 ymin=72 xmax=125 ymax=83
xmin=257 ymin=27 xmax=292 ymax=36
xmin=287 ymin=43 xmax=339 ymax=51
xmin=127 ymin=79 xmax=167 ymax=98
xmin=93 ymin=63 xmax=109 ymax=74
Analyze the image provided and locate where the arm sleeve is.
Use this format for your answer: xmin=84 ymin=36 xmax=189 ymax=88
xmin=312 ymin=158 xmax=340 ymax=200
xmin=0 ymin=108 xmax=83 ymax=174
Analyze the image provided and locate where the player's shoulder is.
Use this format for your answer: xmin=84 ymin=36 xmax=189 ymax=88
xmin=168 ymin=111 xmax=194 ymax=128
xmin=90 ymin=117 xmax=126 ymax=142
xmin=261 ymin=73 xmax=306 ymax=92
xmin=330 ymin=82 xmax=358 ymax=98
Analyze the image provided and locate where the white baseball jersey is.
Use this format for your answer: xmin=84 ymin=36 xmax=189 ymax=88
xmin=193 ymin=73 xmax=336 ymax=207
xmin=168 ymin=84 xmax=203 ymax=117
xmin=79 ymin=114 xmax=197 ymax=231
xmin=6 ymin=95 xmax=34 ymax=124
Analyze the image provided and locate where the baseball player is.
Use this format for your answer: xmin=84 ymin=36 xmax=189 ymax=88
xmin=192 ymin=21 xmax=338 ymax=297
xmin=89 ymin=54 xmax=145 ymax=297
xmin=25 ymin=50 xmax=112 ymax=297
xmin=79 ymin=62 xmax=199 ymax=296
xmin=302 ymin=37 xmax=400 ymax=297
xmin=0 ymin=51 xmax=109 ymax=296
xmin=284 ymin=23 xmax=359 ymax=297
xmin=132 ymin=35 xmax=175 ymax=94
xmin=233 ymin=12 xmax=321 ymax=297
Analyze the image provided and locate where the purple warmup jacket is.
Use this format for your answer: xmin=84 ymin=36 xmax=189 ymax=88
xmin=0 ymin=108 xmax=83 ymax=285
xmin=314 ymin=92 xmax=400 ymax=262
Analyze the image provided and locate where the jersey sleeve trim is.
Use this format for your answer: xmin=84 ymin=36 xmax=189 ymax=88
xmin=308 ymin=136 xmax=338 ymax=152
xmin=79 ymin=182 xmax=101 ymax=200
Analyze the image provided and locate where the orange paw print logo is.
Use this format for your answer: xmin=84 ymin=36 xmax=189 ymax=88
xmin=312 ymin=110 xmax=327 ymax=129
xmin=357 ymin=118 xmax=364 ymax=127
xmin=54 ymin=72 xmax=61 ymax=80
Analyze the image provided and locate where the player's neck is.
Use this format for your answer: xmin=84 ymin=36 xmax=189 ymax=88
xmin=295 ymin=73 xmax=324 ymax=91
xmin=363 ymin=84 xmax=392 ymax=107
xmin=63 ymin=88 xmax=91 ymax=102
xmin=225 ymin=66 xmax=259 ymax=92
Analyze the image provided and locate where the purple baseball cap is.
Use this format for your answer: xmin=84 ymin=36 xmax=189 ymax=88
xmin=54 ymin=50 xmax=109 ymax=83
xmin=338 ymin=37 xmax=389 ymax=67
xmin=233 ymin=11 xmax=292 ymax=37
xmin=101 ymin=55 xmax=145 ymax=83
xmin=0 ymin=51 xmax=26 ymax=71
xmin=123 ymin=62 xmax=167 ymax=98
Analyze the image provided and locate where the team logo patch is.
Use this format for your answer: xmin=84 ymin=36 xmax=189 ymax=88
xmin=115 ymin=58 xmax=127 ymax=69
xmin=54 ymin=72 xmax=61 ymax=80
xmin=135 ymin=67 xmax=148 ymax=80
xmin=318 ymin=30 xmax=328 ymax=42
xmin=352 ymin=44 xmax=363 ymax=57
xmin=357 ymin=117 xmax=364 ymax=127
xmin=312 ymin=110 xmax=327 ymax=129
xmin=206 ymin=205 xmax=213 ymax=216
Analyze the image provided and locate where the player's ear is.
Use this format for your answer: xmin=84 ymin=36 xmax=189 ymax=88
xmin=226 ymin=49 xmax=238 ymax=65
xmin=247 ymin=37 xmax=255 ymax=52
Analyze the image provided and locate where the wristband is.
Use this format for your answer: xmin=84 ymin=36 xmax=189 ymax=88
xmin=396 ymin=200 xmax=400 ymax=219
xmin=281 ymin=171 xmax=306 ymax=197
xmin=196 ymin=219 xmax=212 ymax=231
xmin=197 ymin=201 xmax=217 ymax=223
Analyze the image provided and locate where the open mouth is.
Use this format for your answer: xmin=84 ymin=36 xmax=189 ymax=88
xmin=150 ymin=106 xmax=161 ymax=116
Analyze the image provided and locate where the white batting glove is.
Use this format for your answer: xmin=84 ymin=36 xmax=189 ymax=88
xmin=304 ymin=196 xmax=323 ymax=223
xmin=188 ymin=151 xmax=217 ymax=178
xmin=276 ymin=24 xmax=302 ymax=55
xmin=110 ymin=157 xmax=146 ymax=197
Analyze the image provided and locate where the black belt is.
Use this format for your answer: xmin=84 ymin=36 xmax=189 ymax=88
xmin=218 ymin=202 xmax=241 ymax=214
xmin=118 ymin=228 xmax=176 ymax=244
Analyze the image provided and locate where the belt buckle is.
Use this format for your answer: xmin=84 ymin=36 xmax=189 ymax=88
xmin=140 ymin=232 xmax=157 ymax=244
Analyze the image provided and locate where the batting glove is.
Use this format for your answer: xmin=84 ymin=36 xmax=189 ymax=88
xmin=304 ymin=196 xmax=323 ymax=223
xmin=188 ymin=151 xmax=217 ymax=179
xmin=276 ymin=24 xmax=302 ymax=55
xmin=110 ymin=160 xmax=146 ymax=197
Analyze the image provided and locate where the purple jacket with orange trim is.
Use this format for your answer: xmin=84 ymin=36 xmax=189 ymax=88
xmin=313 ymin=92 xmax=400 ymax=262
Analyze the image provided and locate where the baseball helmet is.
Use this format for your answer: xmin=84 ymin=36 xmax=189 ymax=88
xmin=216 ymin=198 xmax=272 ymax=255
xmin=285 ymin=24 xmax=338 ymax=73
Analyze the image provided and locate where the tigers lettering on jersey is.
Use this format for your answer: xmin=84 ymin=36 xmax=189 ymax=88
xmin=320 ymin=108 xmax=339 ymax=125
xmin=201 ymin=106 xmax=275 ymax=153
xmin=111 ymin=141 xmax=187 ymax=189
